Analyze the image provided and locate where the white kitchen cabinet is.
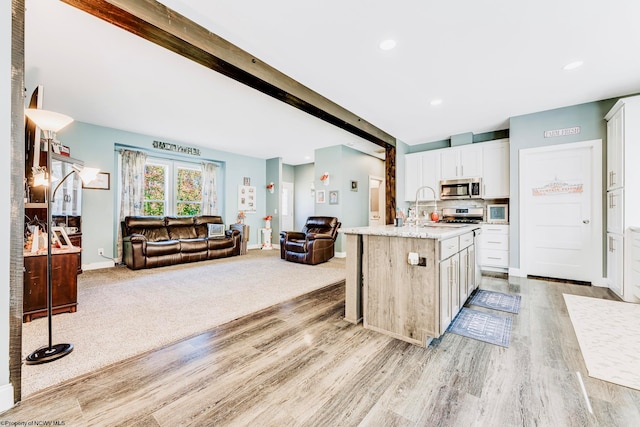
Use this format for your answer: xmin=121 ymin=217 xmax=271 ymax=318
xmin=440 ymin=144 xmax=482 ymax=180
xmin=404 ymin=150 xmax=440 ymax=201
xmin=477 ymin=224 xmax=509 ymax=271
xmin=607 ymin=233 xmax=624 ymax=297
xmin=482 ymin=139 xmax=510 ymax=198
xmin=607 ymin=188 xmax=624 ymax=234
xmin=439 ymin=252 xmax=459 ymax=335
xmin=606 ymin=106 xmax=624 ymax=191
xmin=605 ymin=95 xmax=640 ymax=302
xmin=404 ymin=152 xmax=421 ymax=201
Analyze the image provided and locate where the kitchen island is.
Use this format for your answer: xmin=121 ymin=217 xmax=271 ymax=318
xmin=340 ymin=224 xmax=480 ymax=347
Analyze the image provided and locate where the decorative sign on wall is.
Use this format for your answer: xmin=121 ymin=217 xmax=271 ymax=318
xmin=543 ymin=126 xmax=581 ymax=138
xmin=238 ymin=185 xmax=256 ymax=213
xmin=532 ymin=178 xmax=583 ymax=196
xmin=152 ymin=140 xmax=201 ymax=156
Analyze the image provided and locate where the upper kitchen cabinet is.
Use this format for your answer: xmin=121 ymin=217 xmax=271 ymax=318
xmin=404 ymin=150 xmax=440 ymax=201
xmin=440 ymin=144 xmax=482 ymax=180
xmin=604 ymin=95 xmax=640 ymax=302
xmin=481 ymin=139 xmax=510 ymax=199
xmin=606 ymin=105 xmax=624 ymax=191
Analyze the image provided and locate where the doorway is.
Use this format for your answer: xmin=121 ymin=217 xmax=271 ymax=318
xmin=369 ymin=176 xmax=385 ymax=226
xmin=281 ymin=182 xmax=294 ymax=232
xmin=520 ymin=140 xmax=602 ymax=283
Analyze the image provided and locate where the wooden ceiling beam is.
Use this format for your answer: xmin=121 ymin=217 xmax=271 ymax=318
xmin=61 ymin=0 xmax=396 ymax=149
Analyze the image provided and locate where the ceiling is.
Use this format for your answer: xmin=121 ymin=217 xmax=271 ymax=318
xmin=25 ymin=0 xmax=640 ymax=165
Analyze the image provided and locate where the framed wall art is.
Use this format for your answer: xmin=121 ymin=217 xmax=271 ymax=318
xmin=83 ymin=172 xmax=110 ymax=190
xmin=238 ymin=185 xmax=256 ymax=213
xmin=329 ymin=190 xmax=339 ymax=205
xmin=315 ymin=189 xmax=326 ymax=204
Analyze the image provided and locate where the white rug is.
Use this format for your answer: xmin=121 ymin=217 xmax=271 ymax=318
xmin=563 ymin=294 xmax=640 ymax=391
xmin=22 ymin=250 xmax=345 ymax=396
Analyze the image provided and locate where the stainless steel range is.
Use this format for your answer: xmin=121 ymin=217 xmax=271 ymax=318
xmin=440 ymin=207 xmax=484 ymax=224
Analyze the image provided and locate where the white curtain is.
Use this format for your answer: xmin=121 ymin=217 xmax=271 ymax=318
xmin=201 ymin=161 xmax=219 ymax=215
xmin=117 ymin=149 xmax=147 ymax=260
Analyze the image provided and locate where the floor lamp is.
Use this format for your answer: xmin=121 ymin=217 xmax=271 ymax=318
xmin=24 ymin=108 xmax=82 ymax=364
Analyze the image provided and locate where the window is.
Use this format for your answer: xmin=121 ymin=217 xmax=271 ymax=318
xmin=143 ymin=158 xmax=203 ymax=216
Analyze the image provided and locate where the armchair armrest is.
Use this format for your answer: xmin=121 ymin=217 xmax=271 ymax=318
xmin=281 ymin=231 xmax=305 ymax=240
xmin=306 ymin=232 xmax=334 ymax=241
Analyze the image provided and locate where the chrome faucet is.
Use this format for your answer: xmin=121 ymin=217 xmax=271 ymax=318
xmin=414 ymin=185 xmax=438 ymax=225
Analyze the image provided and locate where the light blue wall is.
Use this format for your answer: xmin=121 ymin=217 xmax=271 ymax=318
xmin=265 ymin=157 xmax=281 ymax=241
xmin=508 ymin=98 xmax=617 ymax=269
xmin=293 ymin=163 xmax=314 ymax=230
xmin=314 ymin=145 xmax=384 ymax=252
xmin=57 ymin=121 xmax=267 ymax=266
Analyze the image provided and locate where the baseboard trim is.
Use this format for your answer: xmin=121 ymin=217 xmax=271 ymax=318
xmin=0 ymin=383 xmax=15 ymax=414
xmin=83 ymin=260 xmax=116 ymax=271
xmin=508 ymin=267 xmax=526 ymax=277
xmin=335 ymin=251 xmax=346 ymax=258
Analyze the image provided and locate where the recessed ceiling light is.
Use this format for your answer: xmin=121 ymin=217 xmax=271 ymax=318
xmin=304 ymin=156 xmax=311 ymax=160
xmin=563 ymin=60 xmax=584 ymax=71
xmin=430 ymin=99 xmax=443 ymax=106
xmin=379 ymin=39 xmax=397 ymax=51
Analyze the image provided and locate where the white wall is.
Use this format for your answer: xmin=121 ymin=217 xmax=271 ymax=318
xmin=1 ymin=0 xmax=15 ymax=413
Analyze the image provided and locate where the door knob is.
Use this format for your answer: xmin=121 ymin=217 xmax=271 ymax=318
xmin=583 ymin=219 xmax=590 ymax=224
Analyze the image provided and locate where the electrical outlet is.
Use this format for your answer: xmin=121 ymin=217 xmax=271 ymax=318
xmin=98 ymin=248 xmax=104 ymax=256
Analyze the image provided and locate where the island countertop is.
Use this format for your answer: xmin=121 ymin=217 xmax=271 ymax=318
xmin=339 ymin=223 xmax=479 ymax=240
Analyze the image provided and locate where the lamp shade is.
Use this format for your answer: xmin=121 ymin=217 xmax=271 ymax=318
xmin=25 ymin=108 xmax=74 ymax=132
xmin=75 ymin=166 xmax=100 ymax=184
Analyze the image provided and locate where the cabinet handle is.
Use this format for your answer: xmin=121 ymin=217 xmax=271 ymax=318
xmin=461 ymin=165 xmax=464 ymax=176
xmin=488 ymin=241 xmax=501 ymax=244
xmin=611 ymin=171 xmax=616 ymax=186
xmin=488 ymin=256 xmax=502 ymax=260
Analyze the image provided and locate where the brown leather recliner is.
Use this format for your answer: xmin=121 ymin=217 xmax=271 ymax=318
xmin=280 ymin=216 xmax=341 ymax=265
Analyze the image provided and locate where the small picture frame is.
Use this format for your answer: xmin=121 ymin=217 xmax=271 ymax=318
xmin=51 ymin=226 xmax=73 ymax=248
xmin=83 ymin=172 xmax=110 ymax=190
xmin=315 ymin=189 xmax=326 ymax=204
xmin=243 ymin=177 xmax=251 ymax=186
xmin=329 ymin=190 xmax=339 ymax=205
xmin=350 ymin=180 xmax=358 ymax=192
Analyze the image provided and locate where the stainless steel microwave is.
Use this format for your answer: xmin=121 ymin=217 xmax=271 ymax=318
xmin=440 ymin=178 xmax=482 ymax=199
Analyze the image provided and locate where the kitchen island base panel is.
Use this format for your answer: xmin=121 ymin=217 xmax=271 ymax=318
xmin=363 ymin=235 xmax=439 ymax=346
xmin=344 ymin=233 xmax=363 ymax=324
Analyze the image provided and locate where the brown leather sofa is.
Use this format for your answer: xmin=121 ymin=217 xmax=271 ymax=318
xmin=121 ymin=215 xmax=241 ymax=270
xmin=280 ymin=216 xmax=341 ymax=265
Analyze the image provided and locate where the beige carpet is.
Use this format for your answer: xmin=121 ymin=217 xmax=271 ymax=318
xmin=22 ymin=250 xmax=346 ymax=396
xmin=563 ymin=294 xmax=640 ymax=391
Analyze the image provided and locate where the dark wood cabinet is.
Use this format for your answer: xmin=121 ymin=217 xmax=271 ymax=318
xmin=23 ymin=250 xmax=79 ymax=322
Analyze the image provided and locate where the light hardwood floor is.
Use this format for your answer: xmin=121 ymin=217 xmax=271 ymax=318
xmin=3 ymin=275 xmax=640 ymax=426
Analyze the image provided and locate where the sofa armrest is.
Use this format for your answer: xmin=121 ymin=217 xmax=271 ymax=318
xmin=122 ymin=234 xmax=147 ymax=270
xmin=123 ymin=233 xmax=147 ymax=243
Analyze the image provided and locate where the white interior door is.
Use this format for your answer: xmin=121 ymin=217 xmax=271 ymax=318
xmin=369 ymin=176 xmax=385 ymax=226
xmin=521 ymin=140 xmax=602 ymax=283
xmin=281 ymin=182 xmax=294 ymax=232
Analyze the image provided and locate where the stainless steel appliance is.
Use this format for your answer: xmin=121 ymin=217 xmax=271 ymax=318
xmin=440 ymin=207 xmax=484 ymax=223
xmin=486 ymin=203 xmax=509 ymax=224
xmin=440 ymin=178 xmax=482 ymax=199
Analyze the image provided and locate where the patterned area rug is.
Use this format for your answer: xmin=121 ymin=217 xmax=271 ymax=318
xmin=469 ymin=289 xmax=521 ymax=314
xmin=448 ymin=308 xmax=512 ymax=347
xmin=563 ymin=294 xmax=640 ymax=391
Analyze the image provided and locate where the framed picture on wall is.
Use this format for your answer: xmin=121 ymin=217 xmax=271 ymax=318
xmin=238 ymin=185 xmax=257 ymax=213
xmin=350 ymin=180 xmax=358 ymax=191
xmin=83 ymin=172 xmax=110 ymax=190
xmin=316 ymin=189 xmax=326 ymax=204
xmin=329 ymin=190 xmax=339 ymax=205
